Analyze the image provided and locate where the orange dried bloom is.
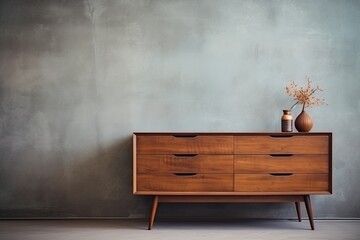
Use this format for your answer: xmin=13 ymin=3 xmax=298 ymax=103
xmin=285 ymin=76 xmax=327 ymax=110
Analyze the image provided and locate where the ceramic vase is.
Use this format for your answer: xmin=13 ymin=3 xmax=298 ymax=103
xmin=294 ymin=106 xmax=313 ymax=132
xmin=281 ymin=110 xmax=293 ymax=132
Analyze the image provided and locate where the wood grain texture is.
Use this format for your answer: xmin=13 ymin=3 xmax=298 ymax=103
xmin=136 ymin=135 xmax=234 ymax=154
xmin=235 ymin=155 xmax=329 ymax=173
xmin=235 ymin=174 xmax=329 ymax=192
xmin=158 ymin=195 xmax=305 ymax=203
xmin=137 ymin=173 xmax=233 ymax=192
xmin=133 ymin=133 xmax=332 ymax=195
xmin=132 ymin=134 xmax=137 ymax=194
xmin=137 ymin=155 xmax=234 ymax=173
xmin=234 ymin=135 xmax=329 ymax=154
xmin=134 ymin=191 xmax=332 ymax=196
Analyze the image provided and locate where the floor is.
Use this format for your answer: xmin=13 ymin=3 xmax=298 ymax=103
xmin=0 ymin=219 xmax=359 ymax=240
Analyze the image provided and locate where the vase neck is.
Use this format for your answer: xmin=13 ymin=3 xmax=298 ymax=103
xmin=302 ymin=104 xmax=305 ymax=111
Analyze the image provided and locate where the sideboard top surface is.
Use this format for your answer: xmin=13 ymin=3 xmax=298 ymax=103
xmin=133 ymin=132 xmax=332 ymax=136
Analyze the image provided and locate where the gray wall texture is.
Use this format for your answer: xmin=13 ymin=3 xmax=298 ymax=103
xmin=0 ymin=0 xmax=359 ymax=219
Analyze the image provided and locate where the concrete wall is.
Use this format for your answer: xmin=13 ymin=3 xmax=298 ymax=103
xmin=0 ymin=0 xmax=359 ymax=218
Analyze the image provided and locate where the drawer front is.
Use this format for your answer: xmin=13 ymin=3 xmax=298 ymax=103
xmin=137 ymin=155 xmax=233 ymax=174
xmin=137 ymin=174 xmax=233 ymax=192
xmin=136 ymin=135 xmax=233 ymax=154
xmin=234 ymin=135 xmax=329 ymax=154
xmin=235 ymin=155 xmax=328 ymax=174
xmin=235 ymin=174 xmax=329 ymax=192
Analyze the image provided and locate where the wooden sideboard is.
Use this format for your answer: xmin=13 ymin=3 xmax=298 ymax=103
xmin=133 ymin=132 xmax=332 ymax=230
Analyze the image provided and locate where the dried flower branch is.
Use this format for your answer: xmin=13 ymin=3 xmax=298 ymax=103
xmin=285 ymin=76 xmax=327 ymax=110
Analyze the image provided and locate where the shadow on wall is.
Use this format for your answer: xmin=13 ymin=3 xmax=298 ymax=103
xmin=60 ymin=135 xmax=140 ymax=217
xmin=0 ymin=134 xmax=152 ymax=218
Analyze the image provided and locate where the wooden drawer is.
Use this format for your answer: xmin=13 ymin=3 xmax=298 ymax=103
xmin=234 ymin=135 xmax=329 ymax=154
xmin=235 ymin=155 xmax=328 ymax=174
xmin=137 ymin=174 xmax=233 ymax=192
xmin=136 ymin=135 xmax=233 ymax=154
xmin=137 ymin=155 xmax=233 ymax=174
xmin=235 ymin=174 xmax=329 ymax=192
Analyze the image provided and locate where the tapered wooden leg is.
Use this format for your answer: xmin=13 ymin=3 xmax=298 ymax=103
xmin=304 ymin=195 xmax=315 ymax=230
xmin=295 ymin=202 xmax=302 ymax=222
xmin=148 ymin=195 xmax=159 ymax=230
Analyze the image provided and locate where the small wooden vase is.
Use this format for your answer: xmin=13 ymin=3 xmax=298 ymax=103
xmin=295 ymin=109 xmax=313 ymax=132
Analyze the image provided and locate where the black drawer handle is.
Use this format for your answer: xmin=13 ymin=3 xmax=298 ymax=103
xmin=269 ymin=135 xmax=293 ymax=138
xmin=174 ymin=154 xmax=198 ymax=157
xmin=270 ymin=154 xmax=294 ymax=157
xmin=173 ymin=173 xmax=197 ymax=176
xmin=270 ymin=173 xmax=293 ymax=176
xmin=173 ymin=135 xmax=198 ymax=138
